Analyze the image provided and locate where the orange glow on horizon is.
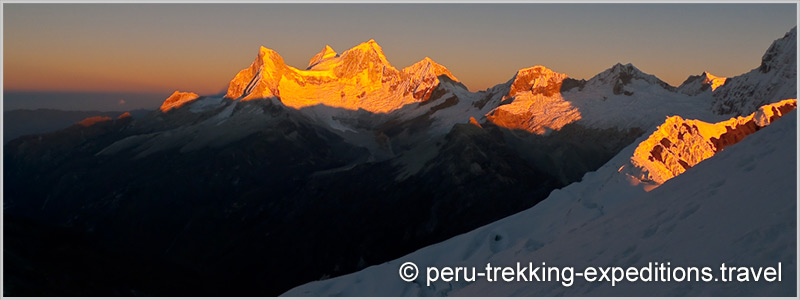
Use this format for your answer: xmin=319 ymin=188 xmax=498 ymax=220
xmin=4 ymin=4 xmax=794 ymax=97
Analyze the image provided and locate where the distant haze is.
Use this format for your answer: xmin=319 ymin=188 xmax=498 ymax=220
xmin=3 ymin=3 xmax=797 ymax=110
xmin=3 ymin=91 xmax=167 ymax=111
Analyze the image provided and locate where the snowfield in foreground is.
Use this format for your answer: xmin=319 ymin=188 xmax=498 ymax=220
xmin=284 ymin=111 xmax=797 ymax=297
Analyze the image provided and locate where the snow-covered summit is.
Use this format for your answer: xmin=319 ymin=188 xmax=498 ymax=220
xmin=483 ymin=62 xmax=716 ymax=134
xmin=506 ymin=65 xmax=568 ymax=98
xmin=160 ymin=91 xmax=200 ymax=112
xmin=485 ymin=66 xmax=581 ymax=134
xmin=307 ymin=45 xmax=338 ymax=69
xmin=222 ymin=40 xmax=462 ymax=114
xmin=759 ymin=26 xmax=797 ymax=74
xmin=677 ymin=72 xmax=727 ymax=96
xmin=402 ymin=57 xmax=459 ymax=82
xmin=581 ymin=63 xmax=675 ymax=95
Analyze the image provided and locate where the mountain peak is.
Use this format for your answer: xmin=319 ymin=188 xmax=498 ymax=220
xmin=587 ymin=62 xmax=674 ymax=94
xmin=222 ymin=39 xmax=468 ymax=113
xmin=677 ymin=71 xmax=728 ymax=95
xmin=160 ymin=91 xmax=200 ymax=112
xmin=711 ymin=26 xmax=796 ymax=115
xmin=507 ymin=65 xmax=568 ymax=98
xmin=255 ymin=45 xmax=289 ymax=71
xmin=258 ymin=46 xmax=279 ymax=59
xmin=595 ymin=62 xmax=645 ymax=80
xmin=327 ymin=39 xmax=395 ymax=80
xmin=613 ymin=62 xmax=634 ymax=68
xmin=609 ymin=62 xmax=642 ymax=74
xmin=758 ymin=26 xmax=796 ymax=73
xmin=307 ymin=45 xmax=338 ymax=69
xmin=515 ymin=65 xmax=559 ymax=76
xmin=224 ymin=46 xmax=289 ymax=100
xmin=421 ymin=56 xmax=438 ymax=66
xmin=488 ymin=65 xmax=580 ymax=134
xmin=350 ymin=39 xmax=383 ymax=54
xmin=702 ymin=72 xmax=727 ymax=91
xmin=342 ymin=39 xmax=390 ymax=66
xmin=403 ymin=56 xmax=459 ymax=82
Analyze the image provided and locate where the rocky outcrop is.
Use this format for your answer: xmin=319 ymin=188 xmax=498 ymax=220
xmin=629 ymin=99 xmax=796 ymax=184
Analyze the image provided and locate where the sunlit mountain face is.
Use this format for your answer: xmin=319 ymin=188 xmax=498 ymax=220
xmin=627 ymin=99 xmax=796 ymax=185
xmin=224 ymin=40 xmax=458 ymax=113
xmin=160 ymin=91 xmax=200 ymax=112
xmin=484 ymin=66 xmax=581 ymax=134
xmin=4 ymin=27 xmax=796 ymax=297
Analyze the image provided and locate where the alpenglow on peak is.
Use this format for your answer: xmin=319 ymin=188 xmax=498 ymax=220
xmin=224 ymin=40 xmax=459 ymax=113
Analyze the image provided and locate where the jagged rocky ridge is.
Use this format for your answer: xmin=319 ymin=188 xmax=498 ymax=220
xmin=628 ymin=99 xmax=797 ymax=184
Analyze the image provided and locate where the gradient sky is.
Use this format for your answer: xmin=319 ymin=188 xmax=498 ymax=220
xmin=4 ymin=3 xmax=797 ymax=96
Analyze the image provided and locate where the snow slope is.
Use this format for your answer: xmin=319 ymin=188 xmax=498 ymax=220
xmin=283 ymin=110 xmax=797 ymax=297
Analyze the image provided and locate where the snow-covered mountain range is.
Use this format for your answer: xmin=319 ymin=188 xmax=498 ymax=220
xmin=86 ymin=25 xmax=795 ymax=165
xmin=4 ymin=26 xmax=796 ymax=296
xmin=280 ymin=27 xmax=797 ymax=296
